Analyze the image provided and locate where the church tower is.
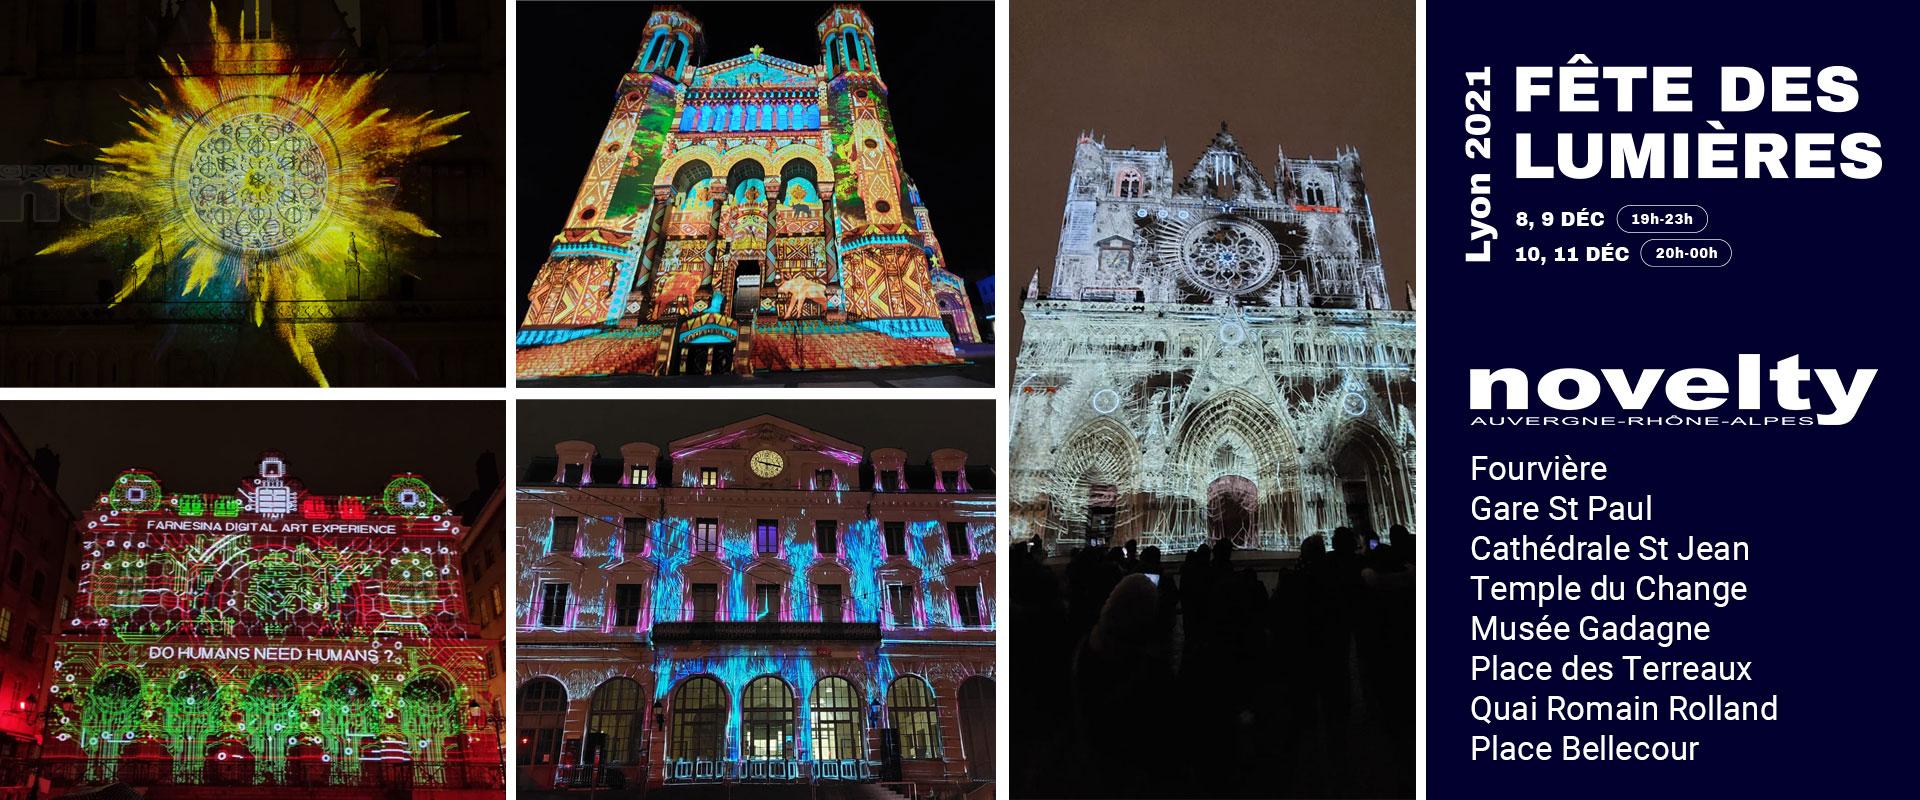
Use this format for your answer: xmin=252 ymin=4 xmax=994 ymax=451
xmin=517 ymin=4 xmax=977 ymax=380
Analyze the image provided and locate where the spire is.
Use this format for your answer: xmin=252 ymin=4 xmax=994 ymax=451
xmin=1026 ymin=269 xmax=1040 ymax=299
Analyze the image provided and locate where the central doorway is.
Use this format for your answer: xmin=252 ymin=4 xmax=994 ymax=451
xmin=1206 ymin=475 xmax=1257 ymax=548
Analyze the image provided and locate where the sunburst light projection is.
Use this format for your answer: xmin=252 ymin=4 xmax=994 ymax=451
xmin=37 ymin=5 xmax=466 ymax=386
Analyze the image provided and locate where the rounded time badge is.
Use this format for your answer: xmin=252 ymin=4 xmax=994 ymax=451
xmin=750 ymin=449 xmax=785 ymax=478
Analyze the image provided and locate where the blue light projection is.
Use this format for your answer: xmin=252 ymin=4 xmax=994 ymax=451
xmin=841 ymin=519 xmax=884 ymax=622
xmin=651 ymin=518 xmax=693 ymax=623
xmin=905 ymin=521 xmax=953 ymax=628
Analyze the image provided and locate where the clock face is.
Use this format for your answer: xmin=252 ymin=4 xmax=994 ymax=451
xmin=750 ymin=449 xmax=785 ymax=478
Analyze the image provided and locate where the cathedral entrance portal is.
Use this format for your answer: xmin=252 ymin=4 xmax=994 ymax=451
xmin=1206 ymin=475 xmax=1257 ymax=549
xmin=1085 ymin=483 xmax=1117 ymax=548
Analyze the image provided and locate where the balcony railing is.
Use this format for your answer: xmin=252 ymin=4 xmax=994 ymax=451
xmin=662 ymin=757 xmax=876 ymax=783
xmin=47 ymin=757 xmax=504 ymax=790
xmin=652 ymin=620 xmax=882 ymax=642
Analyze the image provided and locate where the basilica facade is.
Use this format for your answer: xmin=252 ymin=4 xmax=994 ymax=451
xmin=517 ymin=5 xmax=981 ymax=380
xmin=1011 ymin=126 xmax=1416 ymax=554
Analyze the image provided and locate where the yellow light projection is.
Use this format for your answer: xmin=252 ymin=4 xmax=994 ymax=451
xmin=37 ymin=6 xmax=467 ymax=386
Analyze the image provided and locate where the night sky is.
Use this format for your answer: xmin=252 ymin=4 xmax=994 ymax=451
xmin=515 ymin=1 xmax=995 ymax=319
xmin=518 ymin=400 xmax=994 ymax=466
xmin=1011 ymin=0 xmax=1415 ymax=350
xmin=0 ymin=402 xmax=505 ymax=514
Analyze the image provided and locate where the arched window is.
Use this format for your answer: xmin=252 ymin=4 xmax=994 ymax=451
xmin=810 ymin=677 xmax=863 ymax=761
xmin=1115 ymin=168 xmax=1144 ymax=199
xmin=669 ymin=676 xmax=727 ymax=761
xmin=775 ymin=104 xmax=788 ymax=131
xmin=588 ymin=677 xmax=645 ymax=765
xmin=844 ymin=31 xmax=859 ymax=69
xmin=518 ymin=678 xmax=567 ymax=766
xmin=741 ymin=676 xmax=795 ymax=761
xmin=886 ymin=676 xmax=940 ymax=759
xmin=679 ymin=105 xmax=697 ymax=132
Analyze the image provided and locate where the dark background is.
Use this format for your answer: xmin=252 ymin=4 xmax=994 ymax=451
xmin=1011 ymin=0 xmax=1414 ymax=353
xmin=1430 ymin=2 xmax=1911 ymax=795
xmin=0 ymin=401 xmax=504 ymax=512
xmin=519 ymin=399 xmax=994 ymax=464
xmin=515 ymin=1 xmax=994 ymax=322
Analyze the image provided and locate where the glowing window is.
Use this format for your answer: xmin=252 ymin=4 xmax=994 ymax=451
xmin=887 ymin=677 xmax=941 ymax=759
xmin=742 ymin=677 xmax=795 ymax=760
xmin=588 ymin=677 xmax=644 ymax=765
xmin=694 ymin=518 xmax=719 ymax=552
xmin=700 ymin=467 xmax=719 ymax=487
xmin=756 ymin=519 xmax=780 ymax=554
xmin=669 ymin=677 xmax=727 ymax=761
xmin=811 ymin=677 xmax=862 ymax=761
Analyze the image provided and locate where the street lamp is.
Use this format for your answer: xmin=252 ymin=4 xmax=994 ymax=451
xmin=467 ymin=698 xmax=506 ymax=787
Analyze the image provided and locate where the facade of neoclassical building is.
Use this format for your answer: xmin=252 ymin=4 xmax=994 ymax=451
xmin=515 ymin=416 xmax=995 ymax=792
xmin=1012 ymin=126 xmax=1416 ymax=554
xmin=517 ymin=4 xmax=981 ymax=379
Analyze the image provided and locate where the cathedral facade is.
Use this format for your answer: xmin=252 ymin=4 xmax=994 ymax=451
xmin=1012 ymin=126 xmax=1416 ymax=554
xmin=517 ymin=4 xmax=980 ymax=380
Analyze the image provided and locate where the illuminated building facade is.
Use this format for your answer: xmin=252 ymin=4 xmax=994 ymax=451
xmin=516 ymin=4 xmax=982 ymax=379
xmin=1013 ymin=127 xmax=1416 ymax=554
xmin=516 ymin=416 xmax=995 ymax=792
xmin=0 ymin=420 xmax=77 ymax=796
xmin=41 ymin=453 xmax=503 ymax=796
xmin=0 ymin=0 xmax=504 ymax=387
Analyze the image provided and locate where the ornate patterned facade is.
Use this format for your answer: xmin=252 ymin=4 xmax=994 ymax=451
xmin=517 ymin=5 xmax=981 ymax=379
xmin=515 ymin=416 xmax=995 ymax=791
xmin=1013 ymin=127 xmax=1416 ymax=554
xmin=43 ymin=454 xmax=501 ymax=795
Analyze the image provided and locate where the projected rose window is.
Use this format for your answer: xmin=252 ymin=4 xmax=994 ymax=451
xmin=1181 ymin=218 xmax=1276 ymax=295
xmin=178 ymin=108 xmax=334 ymax=254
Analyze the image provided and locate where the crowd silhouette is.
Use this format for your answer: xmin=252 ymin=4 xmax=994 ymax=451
xmin=1012 ymin=526 xmax=1415 ymax=799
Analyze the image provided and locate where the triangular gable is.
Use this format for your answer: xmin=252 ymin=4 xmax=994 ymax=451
xmin=693 ymin=51 xmax=819 ymax=89
xmin=669 ymin=414 xmax=863 ymax=460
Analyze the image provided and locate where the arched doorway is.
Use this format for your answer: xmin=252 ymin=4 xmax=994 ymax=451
xmin=741 ymin=676 xmax=795 ymax=762
xmin=957 ymin=676 xmax=994 ymax=780
xmin=809 ymin=677 xmax=863 ymax=765
xmin=586 ymin=677 xmax=645 ymax=769
xmin=1207 ymin=475 xmax=1258 ymax=548
xmin=668 ymin=676 xmax=727 ymax=770
xmin=516 ymin=678 xmax=568 ymax=770
xmin=1330 ymin=423 xmax=1406 ymax=534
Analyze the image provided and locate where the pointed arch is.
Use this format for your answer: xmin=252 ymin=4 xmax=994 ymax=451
xmin=1327 ymin=417 xmax=1411 ymax=534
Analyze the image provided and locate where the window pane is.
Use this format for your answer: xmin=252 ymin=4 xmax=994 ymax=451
xmin=815 ymin=520 xmax=837 ymax=556
xmin=539 ymin=583 xmax=569 ymax=627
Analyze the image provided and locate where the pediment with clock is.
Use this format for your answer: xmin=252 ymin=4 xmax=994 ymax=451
xmin=668 ymin=413 xmax=866 ymax=487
